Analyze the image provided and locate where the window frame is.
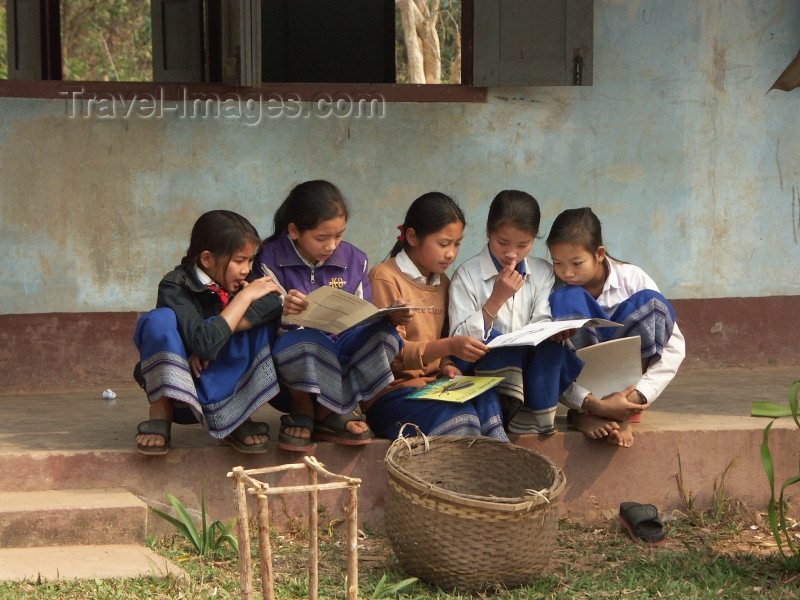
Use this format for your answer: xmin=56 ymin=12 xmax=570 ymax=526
xmin=1 ymin=0 xmax=486 ymax=103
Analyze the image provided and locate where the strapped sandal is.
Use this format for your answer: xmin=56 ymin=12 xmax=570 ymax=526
xmin=136 ymin=419 xmax=171 ymax=456
xmin=224 ymin=421 xmax=270 ymax=454
xmin=618 ymin=502 xmax=666 ymax=546
xmin=312 ymin=409 xmax=373 ymax=446
xmin=278 ymin=414 xmax=315 ymax=452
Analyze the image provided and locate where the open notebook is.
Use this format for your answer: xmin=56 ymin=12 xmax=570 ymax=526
xmin=575 ymin=336 xmax=642 ymax=398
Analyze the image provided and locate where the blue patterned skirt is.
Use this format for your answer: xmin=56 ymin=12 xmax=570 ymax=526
xmin=272 ymin=320 xmax=402 ymax=415
xmin=133 ymin=308 xmax=280 ymax=439
xmin=365 ymin=385 xmax=508 ymax=441
xmin=549 ymin=286 xmax=676 ymax=358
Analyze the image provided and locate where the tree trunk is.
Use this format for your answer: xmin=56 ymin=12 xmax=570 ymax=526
xmin=397 ymin=0 xmax=425 ymax=84
xmin=397 ymin=0 xmax=441 ymax=84
xmin=415 ymin=0 xmax=441 ymax=84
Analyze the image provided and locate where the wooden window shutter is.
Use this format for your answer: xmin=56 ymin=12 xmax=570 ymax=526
xmin=151 ymin=0 xmax=204 ymax=82
xmin=221 ymin=0 xmax=261 ymax=86
xmin=473 ymin=0 xmax=593 ymax=86
xmin=7 ymin=0 xmax=61 ymax=80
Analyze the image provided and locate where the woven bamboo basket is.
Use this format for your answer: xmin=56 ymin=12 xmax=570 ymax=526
xmin=384 ymin=425 xmax=566 ymax=592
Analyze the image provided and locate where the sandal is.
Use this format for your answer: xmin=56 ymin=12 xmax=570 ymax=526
xmin=224 ymin=421 xmax=270 ymax=454
xmin=312 ymin=410 xmax=373 ymax=446
xmin=618 ymin=502 xmax=666 ymax=546
xmin=136 ymin=419 xmax=171 ymax=456
xmin=278 ymin=414 xmax=315 ymax=452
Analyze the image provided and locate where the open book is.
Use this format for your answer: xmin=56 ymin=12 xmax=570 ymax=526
xmin=486 ymin=318 xmax=622 ymax=349
xmin=407 ymin=375 xmax=505 ymax=403
xmin=575 ymin=336 xmax=642 ymax=397
xmin=282 ymin=286 xmax=430 ymax=336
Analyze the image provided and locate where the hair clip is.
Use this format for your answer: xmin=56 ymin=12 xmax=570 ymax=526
xmin=396 ymin=224 xmax=406 ymax=243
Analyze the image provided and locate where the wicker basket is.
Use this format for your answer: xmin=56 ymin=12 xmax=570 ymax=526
xmin=384 ymin=425 xmax=565 ymax=592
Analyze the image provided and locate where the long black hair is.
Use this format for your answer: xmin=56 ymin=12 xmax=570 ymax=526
xmin=264 ymin=180 xmax=348 ymax=243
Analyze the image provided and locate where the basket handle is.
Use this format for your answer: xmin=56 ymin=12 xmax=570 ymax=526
xmin=396 ymin=423 xmax=430 ymax=454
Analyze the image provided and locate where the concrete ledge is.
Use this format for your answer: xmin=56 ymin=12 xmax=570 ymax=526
xmin=0 ymin=545 xmax=188 ymax=582
xmin=3 ymin=297 xmax=800 ymax=392
xmin=0 ymin=489 xmax=147 ymax=548
xmin=1 ymin=367 xmax=798 ymax=531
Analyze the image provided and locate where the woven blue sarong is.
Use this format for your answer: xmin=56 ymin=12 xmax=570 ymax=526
xmin=451 ymin=330 xmax=583 ymax=429
xmin=365 ymin=385 xmax=508 ymax=441
xmin=272 ymin=320 xmax=402 ymax=415
xmin=133 ymin=307 xmax=280 ymax=439
xmin=549 ymin=286 xmax=676 ymax=359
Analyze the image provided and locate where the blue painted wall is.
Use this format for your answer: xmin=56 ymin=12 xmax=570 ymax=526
xmin=1 ymin=0 xmax=799 ymax=313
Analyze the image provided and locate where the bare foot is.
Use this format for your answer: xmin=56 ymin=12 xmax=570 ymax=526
xmin=136 ymin=396 xmax=173 ymax=450
xmin=608 ymin=420 xmax=634 ymax=448
xmin=567 ymin=409 xmax=620 ymax=440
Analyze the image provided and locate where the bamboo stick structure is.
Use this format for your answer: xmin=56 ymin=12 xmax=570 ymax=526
xmin=227 ymin=457 xmax=362 ymax=600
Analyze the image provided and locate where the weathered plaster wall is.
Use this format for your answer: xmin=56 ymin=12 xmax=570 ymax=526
xmin=1 ymin=0 xmax=799 ymax=314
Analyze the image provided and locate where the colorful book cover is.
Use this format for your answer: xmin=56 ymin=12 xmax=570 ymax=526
xmin=408 ymin=376 xmax=505 ymax=403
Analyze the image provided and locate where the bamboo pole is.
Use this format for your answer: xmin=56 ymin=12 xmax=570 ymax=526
xmin=308 ymin=465 xmax=319 ymax=600
xmin=346 ymin=484 xmax=359 ymax=600
xmin=229 ymin=467 xmax=254 ymax=600
xmin=257 ymin=493 xmax=275 ymax=600
xmin=230 ymin=460 xmax=362 ymax=600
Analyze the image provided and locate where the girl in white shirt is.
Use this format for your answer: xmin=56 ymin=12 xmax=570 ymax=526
xmin=449 ymin=190 xmax=583 ymax=435
xmin=547 ymin=207 xmax=685 ymax=448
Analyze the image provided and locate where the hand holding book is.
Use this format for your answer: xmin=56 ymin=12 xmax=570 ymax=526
xmin=282 ymin=286 xmax=432 ymax=336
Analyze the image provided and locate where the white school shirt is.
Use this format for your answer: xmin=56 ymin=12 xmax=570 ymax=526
xmin=394 ymin=249 xmax=441 ymax=286
xmin=560 ymin=257 xmax=686 ymax=409
xmin=448 ymin=244 xmax=554 ymax=339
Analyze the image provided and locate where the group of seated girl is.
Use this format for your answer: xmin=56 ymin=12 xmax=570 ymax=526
xmin=133 ymin=180 xmax=684 ymax=456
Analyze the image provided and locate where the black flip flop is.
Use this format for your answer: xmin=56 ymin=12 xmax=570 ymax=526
xmin=278 ymin=414 xmax=315 ymax=452
xmin=618 ymin=502 xmax=666 ymax=546
xmin=136 ymin=419 xmax=171 ymax=456
xmin=224 ymin=421 xmax=270 ymax=454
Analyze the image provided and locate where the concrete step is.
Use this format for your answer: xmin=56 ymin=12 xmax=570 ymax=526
xmin=0 ymin=544 xmax=188 ymax=582
xmin=0 ymin=489 xmax=147 ymax=548
xmin=1 ymin=367 xmax=799 ymax=531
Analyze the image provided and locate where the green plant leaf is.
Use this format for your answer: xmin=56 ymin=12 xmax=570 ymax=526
xmin=151 ymin=488 xmax=239 ymax=556
xmin=779 ymin=474 xmax=800 ymax=556
xmin=759 ymin=420 xmax=784 ymax=555
xmin=200 ymin=480 xmax=210 ymax=554
xmin=751 ymin=401 xmax=795 ymax=418
xmin=212 ymin=519 xmax=239 ymax=553
xmin=166 ymin=493 xmax=203 ymax=553
xmin=150 ymin=505 xmax=200 ymax=552
xmin=789 ymin=381 xmax=800 ymax=429
xmin=369 ymin=574 xmax=419 ymax=599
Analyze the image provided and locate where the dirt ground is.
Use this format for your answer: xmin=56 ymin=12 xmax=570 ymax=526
xmin=277 ymin=505 xmax=800 ymax=587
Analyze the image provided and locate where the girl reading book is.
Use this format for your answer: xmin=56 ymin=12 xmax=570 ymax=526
xmin=256 ymin=180 xmax=404 ymax=451
xmin=364 ymin=192 xmax=507 ymax=440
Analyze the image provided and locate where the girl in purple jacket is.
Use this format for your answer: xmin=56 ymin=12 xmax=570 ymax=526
xmin=257 ymin=180 xmax=404 ymax=451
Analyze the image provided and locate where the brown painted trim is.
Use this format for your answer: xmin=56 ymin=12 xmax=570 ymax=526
xmin=671 ymin=297 xmax=798 ymax=369
xmin=0 ymin=312 xmax=143 ymax=394
xmin=2 ymin=296 xmax=799 ymax=393
xmin=0 ymin=80 xmax=488 ymax=103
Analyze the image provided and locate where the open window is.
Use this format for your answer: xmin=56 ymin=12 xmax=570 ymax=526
xmin=1 ymin=0 xmax=593 ymax=101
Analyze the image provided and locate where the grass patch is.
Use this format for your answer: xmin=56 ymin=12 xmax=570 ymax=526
xmin=2 ymin=509 xmax=800 ymax=599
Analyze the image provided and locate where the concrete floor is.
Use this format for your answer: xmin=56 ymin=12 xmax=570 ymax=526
xmin=1 ymin=366 xmax=799 ymax=528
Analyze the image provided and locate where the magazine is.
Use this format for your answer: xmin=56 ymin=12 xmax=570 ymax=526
xmin=407 ymin=376 xmax=505 ymax=403
xmin=282 ymin=286 xmax=431 ymax=335
xmin=486 ymin=318 xmax=622 ymax=349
